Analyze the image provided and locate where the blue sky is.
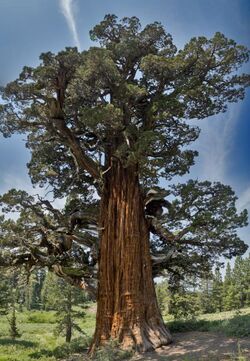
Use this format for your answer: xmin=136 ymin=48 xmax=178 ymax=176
xmin=0 ymin=0 xmax=250 ymax=253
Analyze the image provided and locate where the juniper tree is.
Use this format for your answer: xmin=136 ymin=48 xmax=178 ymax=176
xmin=0 ymin=15 xmax=249 ymax=352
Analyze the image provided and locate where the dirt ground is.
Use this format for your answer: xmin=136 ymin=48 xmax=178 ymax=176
xmin=132 ymin=331 xmax=250 ymax=360
xmin=65 ymin=331 xmax=250 ymax=361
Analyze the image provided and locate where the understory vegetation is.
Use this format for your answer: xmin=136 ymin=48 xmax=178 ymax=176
xmin=167 ymin=308 xmax=250 ymax=337
xmin=156 ymin=255 xmax=250 ymax=320
xmin=0 ymin=307 xmax=93 ymax=361
xmin=0 ymin=305 xmax=249 ymax=360
xmin=0 ymin=261 xmax=250 ymax=359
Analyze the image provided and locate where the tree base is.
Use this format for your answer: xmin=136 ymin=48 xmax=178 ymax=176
xmin=118 ymin=323 xmax=173 ymax=352
xmin=89 ymin=317 xmax=172 ymax=354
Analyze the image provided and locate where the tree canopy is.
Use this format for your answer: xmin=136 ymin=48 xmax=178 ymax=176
xmin=0 ymin=14 xmax=249 ymax=293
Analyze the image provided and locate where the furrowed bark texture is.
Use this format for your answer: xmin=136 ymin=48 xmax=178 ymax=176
xmin=90 ymin=160 xmax=172 ymax=352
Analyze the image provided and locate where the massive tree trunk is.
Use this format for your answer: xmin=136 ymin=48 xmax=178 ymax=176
xmin=90 ymin=159 xmax=172 ymax=353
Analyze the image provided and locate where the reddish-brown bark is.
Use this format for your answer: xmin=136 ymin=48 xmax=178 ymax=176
xmin=90 ymin=159 xmax=172 ymax=353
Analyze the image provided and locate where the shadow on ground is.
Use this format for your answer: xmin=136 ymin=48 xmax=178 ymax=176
xmin=58 ymin=331 xmax=250 ymax=361
xmin=167 ymin=313 xmax=250 ymax=338
xmin=0 ymin=338 xmax=37 ymax=347
xmin=30 ymin=337 xmax=89 ymax=360
xmin=132 ymin=331 xmax=250 ymax=361
xmin=30 ymin=346 xmax=74 ymax=360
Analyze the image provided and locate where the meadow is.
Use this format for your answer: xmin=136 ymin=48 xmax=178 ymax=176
xmin=0 ymin=306 xmax=249 ymax=361
xmin=0 ymin=305 xmax=95 ymax=361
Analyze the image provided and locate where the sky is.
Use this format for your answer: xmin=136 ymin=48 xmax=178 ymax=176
xmin=0 ymin=0 xmax=250 ymax=256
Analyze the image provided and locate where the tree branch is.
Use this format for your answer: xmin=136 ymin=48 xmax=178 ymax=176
xmin=0 ymin=244 xmax=97 ymax=297
xmin=51 ymin=118 xmax=101 ymax=180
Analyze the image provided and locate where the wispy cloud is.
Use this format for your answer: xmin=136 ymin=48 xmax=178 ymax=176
xmin=59 ymin=0 xmax=81 ymax=50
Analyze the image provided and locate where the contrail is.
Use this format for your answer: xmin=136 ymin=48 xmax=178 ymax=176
xmin=59 ymin=0 xmax=81 ymax=50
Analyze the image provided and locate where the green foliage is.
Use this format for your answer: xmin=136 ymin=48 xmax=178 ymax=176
xmin=7 ymin=306 xmax=20 ymax=339
xmin=198 ymin=278 xmax=214 ymax=314
xmin=156 ymin=255 xmax=250 ymax=318
xmin=222 ymin=256 xmax=250 ymax=311
xmin=169 ymin=292 xmax=200 ymax=319
xmin=1 ymin=15 xmax=249 ymax=186
xmin=42 ymin=272 xmax=87 ymax=342
xmin=0 ymin=269 xmax=22 ymax=338
xmin=0 ymin=14 xmax=249 ymax=293
xmin=26 ymin=269 xmax=46 ymax=310
xmin=0 ymin=307 xmax=94 ymax=361
xmin=168 ymin=309 xmax=250 ymax=338
xmin=0 ymin=273 xmax=11 ymax=316
xmin=220 ymin=314 xmax=250 ymax=337
xmin=211 ymin=269 xmax=223 ymax=312
xmin=155 ymin=281 xmax=169 ymax=316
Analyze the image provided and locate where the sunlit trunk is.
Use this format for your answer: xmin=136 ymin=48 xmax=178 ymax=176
xmin=90 ymin=159 xmax=172 ymax=353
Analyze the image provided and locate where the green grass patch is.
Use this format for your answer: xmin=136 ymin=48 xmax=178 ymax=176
xmin=166 ymin=307 xmax=250 ymax=337
xmin=0 ymin=307 xmax=95 ymax=361
xmin=0 ymin=306 xmax=249 ymax=360
xmin=26 ymin=311 xmax=57 ymax=324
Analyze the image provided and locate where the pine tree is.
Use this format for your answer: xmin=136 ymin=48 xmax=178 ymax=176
xmin=8 ymin=303 xmax=20 ymax=339
xmin=211 ymin=269 xmax=223 ymax=312
xmin=223 ymin=262 xmax=235 ymax=310
xmin=198 ymin=278 xmax=214 ymax=314
xmin=232 ymin=256 xmax=245 ymax=308
xmin=41 ymin=271 xmax=52 ymax=310
xmin=167 ymin=276 xmax=200 ymax=319
xmin=243 ymin=254 xmax=250 ymax=306
xmin=155 ymin=281 xmax=169 ymax=316
xmin=0 ymin=269 xmax=21 ymax=338
xmin=0 ymin=271 xmax=11 ymax=315
xmin=42 ymin=272 xmax=87 ymax=342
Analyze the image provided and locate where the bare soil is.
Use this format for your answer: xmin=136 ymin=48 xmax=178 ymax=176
xmin=64 ymin=331 xmax=250 ymax=361
xmin=132 ymin=331 xmax=250 ymax=360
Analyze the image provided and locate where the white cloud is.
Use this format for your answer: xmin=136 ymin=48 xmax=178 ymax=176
xmin=0 ymin=172 xmax=66 ymax=212
xmin=59 ymin=0 xmax=81 ymax=50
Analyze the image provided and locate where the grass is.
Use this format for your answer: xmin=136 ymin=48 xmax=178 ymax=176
xmin=165 ymin=307 xmax=250 ymax=337
xmin=0 ymin=304 xmax=95 ymax=361
xmin=0 ymin=306 xmax=249 ymax=360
